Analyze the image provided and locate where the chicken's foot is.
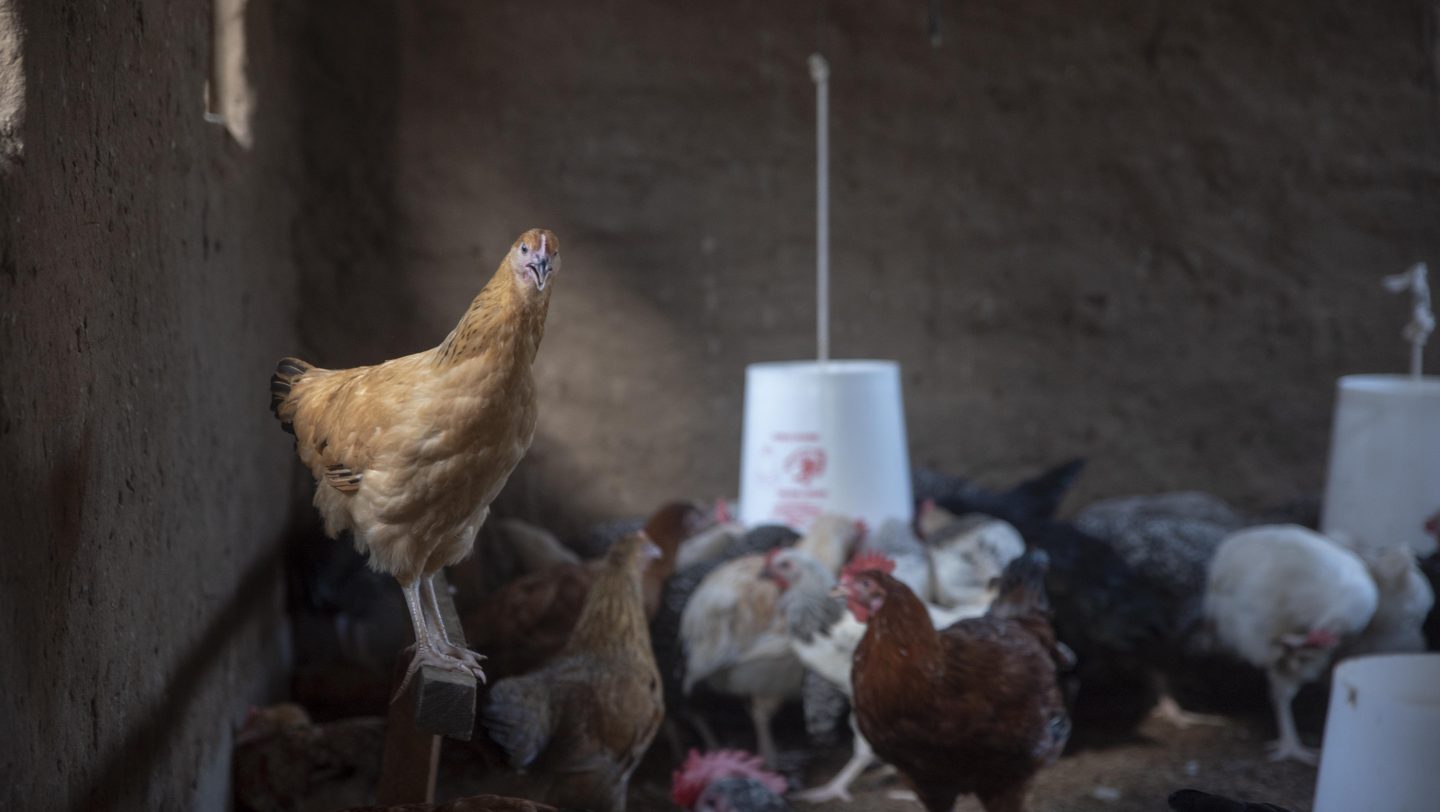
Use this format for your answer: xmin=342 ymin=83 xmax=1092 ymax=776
xmin=421 ymin=573 xmax=486 ymax=683
xmin=1264 ymin=670 xmax=1319 ymax=765
xmin=391 ymin=579 xmax=481 ymax=703
xmin=792 ymin=714 xmax=875 ymax=804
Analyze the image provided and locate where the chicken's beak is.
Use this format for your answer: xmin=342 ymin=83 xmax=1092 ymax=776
xmin=525 ymin=256 xmax=552 ymax=290
xmin=829 ymin=584 xmax=848 ymax=599
xmin=642 ymin=539 xmax=663 ymax=561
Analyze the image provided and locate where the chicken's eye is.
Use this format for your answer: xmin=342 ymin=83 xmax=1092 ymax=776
xmin=520 ymin=245 xmax=529 ymax=254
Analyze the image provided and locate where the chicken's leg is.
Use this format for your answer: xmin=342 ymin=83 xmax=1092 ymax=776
xmin=420 ymin=573 xmax=486 ymax=682
xmin=391 ymin=579 xmax=465 ymax=701
xmin=793 ymin=713 xmax=875 ymax=803
xmin=1264 ymin=670 xmax=1318 ymax=765
xmin=749 ymin=694 xmax=784 ymax=768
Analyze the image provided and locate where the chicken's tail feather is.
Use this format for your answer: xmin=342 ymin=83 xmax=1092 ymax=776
xmin=1010 ymin=457 xmax=1087 ymax=520
xmin=270 ymin=357 xmax=312 ymax=434
xmin=988 ymin=549 xmax=1052 ymax=618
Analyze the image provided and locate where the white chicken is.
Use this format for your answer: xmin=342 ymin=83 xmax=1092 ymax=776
xmin=923 ymin=510 xmax=1027 ymax=620
xmin=679 ymin=514 xmax=865 ymax=766
xmin=1204 ymin=525 xmax=1378 ymax=764
xmin=1339 ymin=541 xmax=1434 ymax=657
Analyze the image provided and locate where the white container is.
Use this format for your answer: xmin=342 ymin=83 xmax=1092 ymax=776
xmin=739 ymin=360 xmax=912 ymax=531
xmin=1313 ymin=653 xmax=1440 ymax=812
xmin=1321 ymin=374 xmax=1440 ymax=556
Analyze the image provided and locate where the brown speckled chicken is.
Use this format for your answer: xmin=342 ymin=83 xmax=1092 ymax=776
xmin=478 ymin=532 xmax=665 ymax=812
xmin=270 ymin=228 xmax=559 ymax=688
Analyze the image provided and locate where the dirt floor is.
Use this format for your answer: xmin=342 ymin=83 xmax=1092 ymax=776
xmin=614 ymin=710 xmax=1319 ymax=812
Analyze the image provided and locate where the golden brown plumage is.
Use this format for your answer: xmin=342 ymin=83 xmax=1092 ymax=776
xmin=270 ymin=228 xmax=559 ymax=686
xmin=477 ymin=532 xmax=665 ymax=812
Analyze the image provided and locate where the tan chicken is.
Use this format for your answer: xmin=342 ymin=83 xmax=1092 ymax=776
xmin=460 ymin=501 xmax=706 ymax=680
xmin=478 ymin=531 xmax=665 ymax=812
xmin=270 ymin=228 xmax=559 ymax=688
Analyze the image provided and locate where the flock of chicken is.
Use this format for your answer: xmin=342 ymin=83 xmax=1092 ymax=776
xmin=239 ymin=463 xmax=1440 ymax=812
xmin=253 ymin=229 xmax=1438 ymax=811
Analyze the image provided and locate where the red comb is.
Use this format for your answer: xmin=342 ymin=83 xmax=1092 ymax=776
xmin=844 ymin=551 xmax=895 ymax=578
xmin=715 ymin=498 xmax=733 ymax=524
xmin=671 ymin=749 xmax=787 ymax=809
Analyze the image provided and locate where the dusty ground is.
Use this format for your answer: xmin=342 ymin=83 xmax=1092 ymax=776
xmin=616 ymin=710 xmax=1318 ymax=812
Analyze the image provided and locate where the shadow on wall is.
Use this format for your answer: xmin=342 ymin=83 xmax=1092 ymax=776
xmin=68 ymin=542 xmax=289 ymax=812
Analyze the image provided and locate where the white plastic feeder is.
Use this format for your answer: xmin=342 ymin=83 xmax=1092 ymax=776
xmin=734 ymin=55 xmax=912 ymax=530
xmin=1313 ymin=653 xmax=1440 ymax=812
xmin=1321 ymin=264 xmax=1439 ymax=555
xmin=739 ymin=360 xmax=913 ymax=531
xmin=1321 ymin=375 xmax=1440 ymax=555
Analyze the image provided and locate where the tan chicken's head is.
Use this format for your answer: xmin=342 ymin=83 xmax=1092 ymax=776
xmin=508 ymin=228 xmax=561 ymax=294
xmin=609 ymin=530 xmax=665 ymax=572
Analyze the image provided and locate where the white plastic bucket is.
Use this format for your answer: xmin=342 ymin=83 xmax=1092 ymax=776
xmin=1313 ymin=653 xmax=1440 ymax=812
xmin=1321 ymin=374 xmax=1440 ymax=556
xmin=739 ymin=360 xmax=912 ymax=531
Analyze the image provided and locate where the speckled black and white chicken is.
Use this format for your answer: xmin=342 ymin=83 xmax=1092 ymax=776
xmin=1072 ymin=491 xmax=1251 ymax=724
xmin=1074 ymin=491 xmax=1247 ymax=644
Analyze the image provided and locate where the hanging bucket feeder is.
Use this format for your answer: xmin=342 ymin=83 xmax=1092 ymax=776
xmin=736 ymin=54 xmax=913 ymax=531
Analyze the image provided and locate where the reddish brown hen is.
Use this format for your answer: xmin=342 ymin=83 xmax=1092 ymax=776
xmin=843 ymin=550 xmax=1069 ymax=812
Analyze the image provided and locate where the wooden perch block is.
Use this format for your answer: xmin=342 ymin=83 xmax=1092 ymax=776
xmin=411 ymin=664 xmax=476 ymax=741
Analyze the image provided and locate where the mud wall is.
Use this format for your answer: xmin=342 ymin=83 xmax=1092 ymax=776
xmin=0 ymin=1 xmax=306 ymax=807
xmin=387 ymin=0 xmax=1440 ymax=524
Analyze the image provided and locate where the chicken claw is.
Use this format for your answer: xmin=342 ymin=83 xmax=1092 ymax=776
xmin=390 ymin=643 xmax=488 ymax=702
xmin=435 ymin=641 xmax=487 ymax=683
xmin=1264 ymin=739 xmax=1319 ymax=765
